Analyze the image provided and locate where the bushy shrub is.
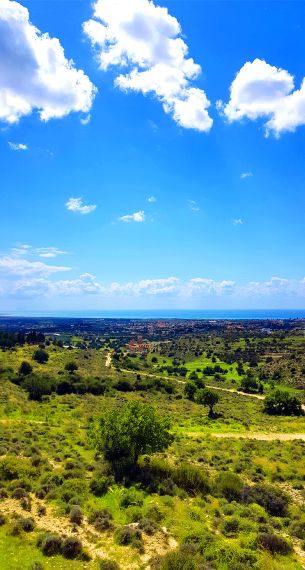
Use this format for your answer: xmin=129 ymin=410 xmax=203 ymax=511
xmin=204 ymin=541 xmax=257 ymax=568
xmin=173 ymin=464 xmax=210 ymax=495
xmin=22 ymin=374 xmax=54 ymax=401
xmin=242 ymin=484 xmax=289 ymax=517
xmin=19 ymin=516 xmax=35 ymax=532
xmin=258 ymin=533 xmax=292 ymax=555
xmin=222 ymin=516 xmax=240 ymax=536
xmin=114 ymin=380 xmax=134 ymax=392
xmin=115 ymin=526 xmax=143 ymax=550
xmin=33 ymin=349 xmax=49 ymax=364
xmin=12 ymin=487 xmax=27 ymax=499
xmin=120 ymin=487 xmax=144 ymax=508
xmin=37 ymin=504 xmax=46 ymax=517
xmin=151 ymin=550 xmax=197 ymax=570
xmin=60 ymin=478 xmax=87 ymax=503
xmin=290 ymin=520 xmax=305 ymax=539
xmin=18 ymin=361 xmax=33 ymax=376
xmin=215 ymin=472 xmax=243 ymax=501
xmin=65 ymin=362 xmax=78 ymax=374
xmin=62 ymin=536 xmax=82 ymax=559
xmin=145 ymin=503 xmax=162 ymax=522
xmin=263 ymin=390 xmax=302 ymax=416
xmin=0 ymin=456 xmax=32 ymax=481
xmin=69 ymin=505 xmax=83 ymax=525
xmin=125 ymin=506 xmax=143 ymax=523
xmin=139 ymin=516 xmax=158 ymax=535
xmin=90 ymin=474 xmax=113 ymax=496
xmin=39 ymin=533 xmax=62 ymax=556
xmin=89 ymin=509 xmax=113 ymax=531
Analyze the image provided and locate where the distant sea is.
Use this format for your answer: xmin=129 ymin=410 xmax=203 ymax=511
xmin=2 ymin=309 xmax=305 ymax=320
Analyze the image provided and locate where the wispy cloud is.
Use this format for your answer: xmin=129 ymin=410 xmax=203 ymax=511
xmin=8 ymin=142 xmax=28 ymax=151
xmin=233 ymin=218 xmax=243 ymax=226
xmin=148 ymin=196 xmax=156 ymax=203
xmin=241 ymin=172 xmax=253 ymax=179
xmin=66 ymin=197 xmax=96 ymax=215
xmin=11 ymin=245 xmax=67 ymax=259
xmin=118 ymin=210 xmax=146 ymax=223
xmin=80 ymin=114 xmax=91 ymax=125
xmin=0 ymin=256 xmax=70 ymax=277
xmin=188 ymin=200 xmax=200 ymax=212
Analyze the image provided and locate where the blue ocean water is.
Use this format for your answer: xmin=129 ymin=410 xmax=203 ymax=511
xmin=2 ymin=309 xmax=305 ymax=320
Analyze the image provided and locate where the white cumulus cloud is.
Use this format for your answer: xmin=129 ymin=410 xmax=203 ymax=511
xmin=66 ymin=197 xmax=96 ymax=215
xmin=83 ymin=0 xmax=212 ymax=132
xmin=118 ymin=210 xmax=146 ymax=222
xmin=219 ymin=58 xmax=305 ymax=136
xmin=0 ymin=0 xmax=96 ymax=124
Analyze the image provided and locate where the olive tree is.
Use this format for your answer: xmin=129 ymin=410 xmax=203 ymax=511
xmin=196 ymin=388 xmax=220 ymax=416
xmin=91 ymin=401 xmax=173 ymax=466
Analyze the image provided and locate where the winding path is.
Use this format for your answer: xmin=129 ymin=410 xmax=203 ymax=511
xmin=186 ymin=431 xmax=305 ymax=441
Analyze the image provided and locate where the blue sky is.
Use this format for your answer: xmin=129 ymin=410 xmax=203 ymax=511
xmin=1 ymin=0 xmax=305 ymax=311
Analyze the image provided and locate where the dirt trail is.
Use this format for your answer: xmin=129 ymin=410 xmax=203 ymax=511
xmin=105 ymin=352 xmax=112 ymax=368
xmin=186 ymin=431 xmax=305 ymax=441
xmin=120 ymin=364 xmax=305 ymax=411
xmin=205 ymin=385 xmax=265 ymax=400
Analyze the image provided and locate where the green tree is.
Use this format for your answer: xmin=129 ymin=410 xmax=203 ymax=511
xmin=65 ymin=361 xmax=78 ymax=374
xmin=92 ymin=401 xmax=173 ymax=466
xmin=196 ymin=388 xmax=220 ymax=416
xmin=184 ymin=381 xmax=197 ymax=401
xmin=263 ymin=390 xmax=303 ymax=416
xmin=33 ymin=349 xmax=49 ymax=364
xmin=18 ymin=361 xmax=33 ymax=376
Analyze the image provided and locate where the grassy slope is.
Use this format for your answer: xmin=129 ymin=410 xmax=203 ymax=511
xmin=1 ymin=344 xmax=305 ymax=568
